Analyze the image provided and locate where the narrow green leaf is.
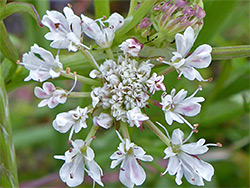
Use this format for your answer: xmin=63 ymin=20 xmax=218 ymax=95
xmin=0 ymin=21 xmax=18 ymax=63
xmin=115 ymin=0 xmax=157 ymax=38
xmin=212 ymin=46 xmax=250 ymax=60
xmin=1 ymin=58 xmax=17 ymax=83
xmin=0 ymin=65 xmax=19 ymax=187
xmin=0 ymin=0 xmax=7 ymax=7
xmin=94 ymin=0 xmax=110 ymax=18
xmin=0 ymin=2 xmax=43 ymax=27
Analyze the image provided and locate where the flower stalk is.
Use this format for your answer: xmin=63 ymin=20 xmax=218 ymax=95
xmin=120 ymin=121 xmax=130 ymax=140
xmin=85 ymin=124 xmax=99 ymax=144
xmin=61 ymin=72 xmax=101 ymax=86
xmin=68 ymin=92 xmax=91 ymax=98
xmin=144 ymin=120 xmax=170 ymax=146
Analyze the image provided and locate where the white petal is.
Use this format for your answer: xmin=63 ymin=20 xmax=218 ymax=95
xmin=38 ymin=99 xmax=49 ymax=107
xmin=166 ymin=156 xmax=180 ymax=175
xmin=163 ymin=147 xmax=176 ymax=159
xmin=175 ymin=102 xmax=201 ymax=117
xmin=175 ymin=166 xmax=183 ymax=185
xmin=171 ymin=129 xmax=184 ymax=146
xmin=185 ymin=44 xmax=212 ymax=69
xmin=181 ymin=139 xmax=208 ymax=155
xmin=34 ymin=87 xmax=50 ymax=99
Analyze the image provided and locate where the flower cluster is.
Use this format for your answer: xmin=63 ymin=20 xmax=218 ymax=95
xmin=20 ymin=3 xmax=221 ymax=188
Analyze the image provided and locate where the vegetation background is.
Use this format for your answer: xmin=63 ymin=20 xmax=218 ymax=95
xmin=1 ymin=0 xmax=249 ymax=187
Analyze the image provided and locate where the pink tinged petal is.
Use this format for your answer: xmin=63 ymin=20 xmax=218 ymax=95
xmin=34 ymin=87 xmax=50 ymax=99
xmin=166 ymin=156 xmax=180 ymax=175
xmin=170 ymin=112 xmax=184 ymax=124
xmin=171 ymin=128 xmax=184 ymax=146
xmin=93 ymin=113 xmax=113 ymax=129
xmin=185 ymin=44 xmax=212 ymax=69
xmin=38 ymin=99 xmax=49 ymax=107
xmin=43 ymin=82 xmax=56 ymax=94
xmin=181 ymin=139 xmax=208 ymax=155
xmin=105 ymin=12 xmax=124 ymax=31
xmin=29 ymin=70 xmax=51 ymax=82
xmin=52 ymin=112 xmax=73 ymax=133
xmin=130 ymin=157 xmax=146 ymax=186
xmin=47 ymin=97 xmax=59 ymax=109
xmin=179 ymin=66 xmax=197 ymax=81
xmin=176 ymin=102 xmax=201 ymax=117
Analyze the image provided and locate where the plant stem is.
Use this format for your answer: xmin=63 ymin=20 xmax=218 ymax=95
xmin=68 ymin=92 xmax=91 ymax=98
xmin=159 ymin=66 xmax=175 ymax=75
xmin=212 ymin=45 xmax=250 ymax=60
xmin=61 ymin=72 xmax=101 ymax=87
xmin=144 ymin=120 xmax=170 ymax=146
xmin=85 ymin=125 xmax=99 ymax=144
xmin=94 ymin=0 xmax=110 ymax=18
xmin=120 ymin=121 xmax=130 ymax=140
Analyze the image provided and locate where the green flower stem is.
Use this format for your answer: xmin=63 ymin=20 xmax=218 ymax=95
xmin=94 ymin=0 xmax=110 ymax=18
xmin=144 ymin=120 xmax=170 ymax=146
xmin=0 ymin=65 xmax=19 ymax=187
xmin=120 ymin=121 xmax=130 ymax=140
xmin=80 ymin=47 xmax=100 ymax=70
xmin=106 ymin=48 xmax=114 ymax=59
xmin=68 ymin=92 xmax=91 ymax=98
xmin=61 ymin=72 xmax=101 ymax=87
xmin=159 ymin=66 xmax=175 ymax=76
xmin=127 ymin=0 xmax=137 ymax=17
xmin=85 ymin=125 xmax=99 ymax=144
xmin=212 ymin=45 xmax=250 ymax=60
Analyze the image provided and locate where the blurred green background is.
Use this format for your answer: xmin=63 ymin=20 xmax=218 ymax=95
xmin=1 ymin=0 xmax=249 ymax=187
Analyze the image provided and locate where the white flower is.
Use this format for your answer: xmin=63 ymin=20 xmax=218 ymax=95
xmin=54 ymin=139 xmax=103 ymax=187
xmin=93 ymin=113 xmax=113 ymax=129
xmin=53 ymin=106 xmax=89 ymax=140
xmin=81 ymin=13 xmax=124 ymax=48
xmin=119 ymin=38 xmax=142 ymax=57
xmin=160 ymin=86 xmax=204 ymax=129
xmin=34 ymin=82 xmax=67 ymax=108
xmin=42 ymin=6 xmax=83 ymax=52
xmin=161 ymin=26 xmax=212 ymax=81
xmin=146 ymin=73 xmax=166 ymax=94
xmin=110 ymin=132 xmax=153 ymax=188
xmin=21 ymin=44 xmax=63 ymax=82
xmin=160 ymin=127 xmax=215 ymax=186
xmin=126 ymin=107 xmax=149 ymax=127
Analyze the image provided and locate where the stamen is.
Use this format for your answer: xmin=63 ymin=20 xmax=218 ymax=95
xmin=183 ymin=129 xmax=194 ymax=143
xmin=69 ymin=148 xmax=73 ymax=153
xmin=115 ymin=130 xmax=124 ymax=142
xmin=67 ymin=3 xmax=72 ymax=8
xmin=70 ymin=173 xmax=73 ymax=179
xmin=156 ymin=121 xmax=171 ymax=140
xmin=208 ymin=77 xmax=213 ymax=82
xmin=67 ymin=73 xmax=77 ymax=95
xmin=205 ymin=142 xmax=222 ymax=147
xmin=16 ymin=60 xmax=20 ymax=64
xmin=54 ymin=23 xmax=60 ymax=28
xmin=69 ymin=127 xmax=74 ymax=141
xmin=177 ymin=114 xmax=194 ymax=129
xmin=120 ymin=168 xmax=125 ymax=171
xmin=157 ymin=57 xmax=164 ymax=62
xmin=66 ymin=67 xmax=71 ymax=74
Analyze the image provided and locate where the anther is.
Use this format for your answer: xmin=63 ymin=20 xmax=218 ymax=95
xmin=68 ymin=140 xmax=72 ymax=145
xmin=158 ymin=57 xmax=164 ymax=62
xmin=193 ymin=123 xmax=199 ymax=129
xmin=92 ymin=136 xmax=96 ymax=140
xmin=208 ymin=77 xmax=213 ymax=82
xmin=70 ymin=173 xmax=73 ymax=179
xmin=69 ymin=148 xmax=73 ymax=153
xmin=66 ymin=67 xmax=71 ymax=74
xmin=73 ymin=71 xmax=77 ymax=75
xmin=192 ymin=178 xmax=195 ymax=181
xmin=103 ymin=15 xmax=107 ymax=19
xmin=67 ymin=3 xmax=72 ymax=8
xmin=54 ymin=23 xmax=60 ymax=28
xmin=177 ymin=76 xmax=181 ymax=80
xmin=217 ymin=142 xmax=222 ymax=147
xmin=192 ymin=129 xmax=198 ymax=133
xmin=16 ymin=60 xmax=20 ymax=64
xmin=120 ymin=168 xmax=125 ymax=171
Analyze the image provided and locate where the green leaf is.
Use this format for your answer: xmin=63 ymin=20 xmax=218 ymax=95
xmin=0 ymin=21 xmax=18 ymax=63
xmin=0 ymin=0 xmax=7 ymax=7
xmin=0 ymin=65 xmax=19 ymax=187
xmin=0 ymin=2 xmax=42 ymax=27
xmin=94 ymin=0 xmax=110 ymax=18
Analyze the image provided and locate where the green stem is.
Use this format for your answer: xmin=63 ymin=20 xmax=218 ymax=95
xmin=94 ymin=0 xmax=110 ymax=18
xmin=212 ymin=45 xmax=250 ymax=60
xmin=120 ymin=121 xmax=130 ymax=140
xmin=80 ymin=47 xmax=99 ymax=70
xmin=68 ymin=92 xmax=91 ymax=98
xmin=106 ymin=48 xmax=114 ymax=59
xmin=85 ymin=125 xmax=99 ymax=143
xmin=159 ymin=66 xmax=175 ymax=75
xmin=0 ymin=65 xmax=19 ymax=187
xmin=144 ymin=120 xmax=170 ymax=146
xmin=127 ymin=0 xmax=137 ymax=17
xmin=61 ymin=72 xmax=101 ymax=87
